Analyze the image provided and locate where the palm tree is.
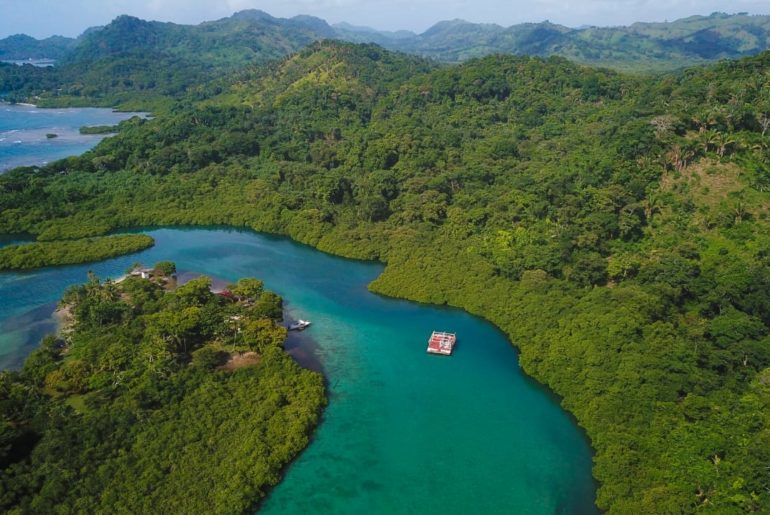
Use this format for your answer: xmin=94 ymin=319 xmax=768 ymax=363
xmin=699 ymin=129 xmax=719 ymax=154
xmin=714 ymin=132 xmax=736 ymax=159
xmin=642 ymin=193 xmax=661 ymax=224
xmin=733 ymin=201 xmax=749 ymax=225
xmin=666 ymin=143 xmax=695 ymax=172
xmin=691 ymin=113 xmax=708 ymax=133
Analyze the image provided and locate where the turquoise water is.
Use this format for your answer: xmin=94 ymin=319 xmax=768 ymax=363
xmin=0 ymin=103 xmax=144 ymax=171
xmin=0 ymin=228 xmax=597 ymax=513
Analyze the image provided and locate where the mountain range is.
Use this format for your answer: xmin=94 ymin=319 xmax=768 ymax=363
xmin=337 ymin=11 xmax=770 ymax=70
xmin=2 ymin=10 xmax=770 ymax=72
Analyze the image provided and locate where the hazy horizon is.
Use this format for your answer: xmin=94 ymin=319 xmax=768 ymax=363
xmin=2 ymin=1 xmax=770 ymax=39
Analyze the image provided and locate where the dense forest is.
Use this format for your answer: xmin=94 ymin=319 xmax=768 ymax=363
xmin=2 ymin=39 xmax=770 ymax=512
xmin=0 ymin=268 xmax=325 ymax=513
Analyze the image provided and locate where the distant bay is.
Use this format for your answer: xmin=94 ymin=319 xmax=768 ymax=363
xmin=0 ymin=102 xmax=145 ymax=172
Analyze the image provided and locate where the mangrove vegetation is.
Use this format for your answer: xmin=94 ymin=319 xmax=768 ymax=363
xmin=0 ymin=234 xmax=154 ymax=271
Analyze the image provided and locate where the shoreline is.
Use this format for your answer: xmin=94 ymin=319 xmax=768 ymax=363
xmin=1 ymin=101 xmax=38 ymax=108
xmin=53 ymin=303 xmax=73 ymax=338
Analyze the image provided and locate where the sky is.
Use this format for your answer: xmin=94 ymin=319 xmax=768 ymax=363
xmin=1 ymin=0 xmax=769 ymax=38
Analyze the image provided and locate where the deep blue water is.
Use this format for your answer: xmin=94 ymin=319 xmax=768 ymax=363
xmin=0 ymin=228 xmax=597 ymax=513
xmin=0 ymin=103 xmax=144 ymax=171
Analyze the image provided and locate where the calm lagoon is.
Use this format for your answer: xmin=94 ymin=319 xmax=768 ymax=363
xmin=0 ymin=227 xmax=597 ymax=513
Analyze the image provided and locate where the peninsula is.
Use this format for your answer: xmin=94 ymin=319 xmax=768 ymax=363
xmin=0 ymin=266 xmax=325 ymax=512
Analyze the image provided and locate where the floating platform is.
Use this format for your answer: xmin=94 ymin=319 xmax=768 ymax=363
xmin=427 ymin=331 xmax=457 ymax=355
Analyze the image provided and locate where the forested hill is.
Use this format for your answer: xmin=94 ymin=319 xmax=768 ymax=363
xmin=0 ymin=34 xmax=77 ymax=60
xmin=2 ymin=41 xmax=770 ymax=511
xmin=340 ymin=12 xmax=770 ymax=71
xmin=63 ymin=11 xmax=336 ymax=67
xmin=0 ymin=10 xmax=338 ymax=110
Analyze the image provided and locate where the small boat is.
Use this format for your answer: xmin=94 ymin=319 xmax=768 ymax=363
xmin=289 ymin=319 xmax=311 ymax=331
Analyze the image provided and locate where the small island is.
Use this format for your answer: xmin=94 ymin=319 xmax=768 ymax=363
xmin=79 ymin=124 xmax=119 ymax=135
xmin=0 ymin=234 xmax=154 ymax=271
xmin=0 ymin=264 xmax=325 ymax=512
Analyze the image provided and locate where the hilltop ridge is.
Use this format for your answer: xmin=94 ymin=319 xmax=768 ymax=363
xmin=3 ymin=10 xmax=770 ymax=72
xmin=350 ymin=11 xmax=770 ymax=70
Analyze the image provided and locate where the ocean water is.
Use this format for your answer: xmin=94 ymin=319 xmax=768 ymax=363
xmin=0 ymin=228 xmax=597 ymax=514
xmin=0 ymin=103 xmax=144 ymax=171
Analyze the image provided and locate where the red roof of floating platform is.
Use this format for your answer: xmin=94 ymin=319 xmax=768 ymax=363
xmin=427 ymin=331 xmax=456 ymax=355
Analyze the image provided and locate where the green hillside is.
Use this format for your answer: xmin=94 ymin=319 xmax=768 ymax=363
xmin=1 ymin=41 xmax=770 ymax=511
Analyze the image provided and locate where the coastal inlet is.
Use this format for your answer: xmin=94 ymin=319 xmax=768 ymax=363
xmin=0 ymin=102 xmax=146 ymax=171
xmin=0 ymin=227 xmax=597 ymax=513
